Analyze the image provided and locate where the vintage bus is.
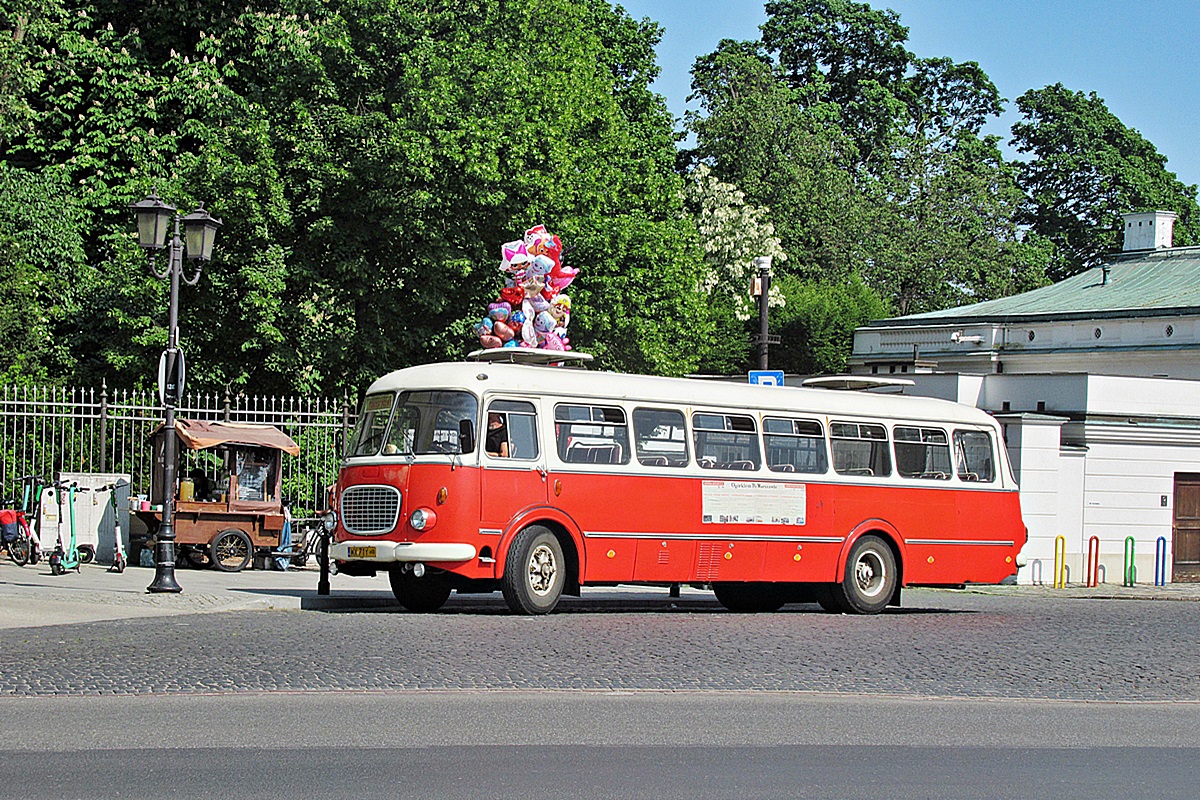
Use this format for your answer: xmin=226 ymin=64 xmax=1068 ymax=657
xmin=324 ymin=354 xmax=1026 ymax=615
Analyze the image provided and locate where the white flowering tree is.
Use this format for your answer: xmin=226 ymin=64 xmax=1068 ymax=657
xmin=684 ymin=165 xmax=787 ymax=321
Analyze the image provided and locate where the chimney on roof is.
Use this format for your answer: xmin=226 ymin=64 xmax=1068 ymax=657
xmin=1122 ymin=210 xmax=1177 ymax=252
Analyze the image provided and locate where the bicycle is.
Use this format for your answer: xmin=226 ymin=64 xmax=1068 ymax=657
xmin=2 ymin=476 xmax=43 ymax=566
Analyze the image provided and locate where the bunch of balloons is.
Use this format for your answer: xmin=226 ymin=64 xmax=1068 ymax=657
xmin=473 ymin=224 xmax=578 ymax=352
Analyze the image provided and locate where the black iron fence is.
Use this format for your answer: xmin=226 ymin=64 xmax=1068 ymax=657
xmin=1 ymin=383 xmax=354 ymax=515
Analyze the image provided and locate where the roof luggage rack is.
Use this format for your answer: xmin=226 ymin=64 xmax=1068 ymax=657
xmin=466 ymin=347 xmax=594 ymax=366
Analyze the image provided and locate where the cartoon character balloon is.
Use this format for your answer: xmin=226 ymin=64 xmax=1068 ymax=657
xmin=473 ymin=224 xmax=576 ymax=353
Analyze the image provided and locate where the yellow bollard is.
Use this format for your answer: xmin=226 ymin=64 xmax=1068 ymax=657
xmin=1053 ymin=535 xmax=1067 ymax=589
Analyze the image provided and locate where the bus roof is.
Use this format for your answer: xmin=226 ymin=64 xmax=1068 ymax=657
xmin=366 ymin=362 xmax=998 ymax=429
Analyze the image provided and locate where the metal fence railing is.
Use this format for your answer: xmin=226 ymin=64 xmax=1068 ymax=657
xmin=0 ymin=383 xmax=355 ymax=516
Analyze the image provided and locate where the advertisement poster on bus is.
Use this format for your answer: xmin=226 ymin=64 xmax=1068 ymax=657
xmin=701 ymin=480 xmax=806 ymax=525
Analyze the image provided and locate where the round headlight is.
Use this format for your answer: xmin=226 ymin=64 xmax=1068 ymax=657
xmin=409 ymin=507 xmax=437 ymax=531
xmin=322 ymin=510 xmax=337 ymax=533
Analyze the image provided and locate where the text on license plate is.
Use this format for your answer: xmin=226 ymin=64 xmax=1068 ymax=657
xmin=347 ymin=546 xmax=376 ymax=558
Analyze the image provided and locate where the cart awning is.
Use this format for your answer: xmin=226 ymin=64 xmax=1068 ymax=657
xmin=164 ymin=419 xmax=301 ymax=457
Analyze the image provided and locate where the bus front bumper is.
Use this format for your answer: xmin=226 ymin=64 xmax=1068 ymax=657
xmin=329 ymin=540 xmax=477 ymax=563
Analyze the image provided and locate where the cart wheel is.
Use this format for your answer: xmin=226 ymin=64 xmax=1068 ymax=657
xmin=78 ymin=545 xmax=95 ymax=564
xmin=211 ymin=529 xmax=253 ymax=572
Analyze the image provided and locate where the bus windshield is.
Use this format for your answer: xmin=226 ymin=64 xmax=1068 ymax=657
xmin=385 ymin=390 xmax=478 ymax=456
xmin=348 ymin=391 xmax=479 ymax=457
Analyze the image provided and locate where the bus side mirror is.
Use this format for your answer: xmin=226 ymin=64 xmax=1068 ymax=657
xmin=459 ymin=419 xmax=475 ymax=454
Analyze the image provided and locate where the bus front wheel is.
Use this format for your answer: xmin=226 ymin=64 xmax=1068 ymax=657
xmin=389 ymin=567 xmax=451 ymax=613
xmin=501 ymin=525 xmax=564 ymax=615
xmin=829 ymin=535 xmax=897 ymax=615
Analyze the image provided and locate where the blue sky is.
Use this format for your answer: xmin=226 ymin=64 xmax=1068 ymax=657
xmin=618 ymin=0 xmax=1200 ymax=190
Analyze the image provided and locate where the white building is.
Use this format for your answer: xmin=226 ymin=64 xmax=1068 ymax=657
xmin=849 ymin=211 xmax=1200 ymax=585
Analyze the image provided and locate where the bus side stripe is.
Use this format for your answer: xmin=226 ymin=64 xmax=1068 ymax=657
xmin=905 ymin=538 xmax=1014 ymax=546
xmin=582 ymin=531 xmax=844 ymax=543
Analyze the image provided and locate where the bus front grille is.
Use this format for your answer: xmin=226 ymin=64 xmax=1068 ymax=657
xmin=341 ymin=485 xmax=401 ymax=535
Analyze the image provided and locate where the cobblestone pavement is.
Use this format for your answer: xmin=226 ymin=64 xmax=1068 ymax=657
xmin=2 ymin=588 xmax=1198 ymax=700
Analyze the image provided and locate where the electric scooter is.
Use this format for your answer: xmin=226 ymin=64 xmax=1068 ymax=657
xmin=20 ymin=475 xmax=42 ymax=565
xmin=48 ymin=481 xmax=81 ymax=575
xmin=105 ymin=480 xmax=127 ymax=573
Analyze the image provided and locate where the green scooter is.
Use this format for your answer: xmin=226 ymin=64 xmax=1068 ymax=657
xmin=48 ymin=481 xmax=81 ymax=575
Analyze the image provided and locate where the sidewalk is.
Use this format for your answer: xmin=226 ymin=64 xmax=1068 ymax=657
xmin=0 ymin=561 xmax=397 ymax=630
xmin=2 ymin=559 xmax=1197 ymax=629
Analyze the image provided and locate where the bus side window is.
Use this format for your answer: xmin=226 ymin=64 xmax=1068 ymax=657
xmin=953 ymin=430 xmax=995 ymax=482
xmin=763 ymin=417 xmax=827 ymax=474
xmin=693 ymin=412 xmax=761 ymax=470
xmin=486 ymin=400 xmax=539 ymax=460
xmin=894 ymin=426 xmax=952 ymax=480
xmin=633 ymin=408 xmax=689 ymax=467
xmin=830 ymin=421 xmax=891 ymax=478
xmin=555 ymin=404 xmax=630 ymax=465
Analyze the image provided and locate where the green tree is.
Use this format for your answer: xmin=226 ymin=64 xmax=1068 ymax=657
xmin=1 ymin=0 xmax=710 ymax=392
xmin=1012 ymin=83 xmax=1200 ymax=280
xmin=0 ymin=163 xmax=87 ymax=383
xmin=686 ymin=38 xmax=863 ymax=281
xmin=688 ymin=0 xmax=1046 ymax=325
xmin=681 ymin=164 xmax=786 ymax=374
xmin=768 ymin=272 xmax=888 ymax=375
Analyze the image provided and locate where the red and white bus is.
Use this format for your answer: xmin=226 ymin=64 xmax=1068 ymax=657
xmin=324 ymin=355 xmax=1025 ymax=614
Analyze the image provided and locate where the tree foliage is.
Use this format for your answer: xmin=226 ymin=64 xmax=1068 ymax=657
xmin=687 ymin=0 xmax=1049 ymax=343
xmin=0 ymin=0 xmax=709 ymax=392
xmin=1012 ymin=83 xmax=1200 ymax=280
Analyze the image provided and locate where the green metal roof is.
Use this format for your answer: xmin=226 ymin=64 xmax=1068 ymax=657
xmin=874 ymin=246 xmax=1200 ymax=326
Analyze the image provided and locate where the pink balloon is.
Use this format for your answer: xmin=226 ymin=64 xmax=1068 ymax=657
xmin=493 ymin=321 xmax=515 ymax=342
xmin=479 ymin=334 xmax=502 ymax=349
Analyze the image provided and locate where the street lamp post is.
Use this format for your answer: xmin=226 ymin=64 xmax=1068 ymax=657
xmin=131 ymin=189 xmax=222 ymax=594
xmin=753 ymin=256 xmax=773 ymax=369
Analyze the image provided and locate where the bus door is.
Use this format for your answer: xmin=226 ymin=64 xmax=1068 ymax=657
xmin=548 ymin=403 xmax=637 ymax=582
xmin=480 ymin=399 xmax=548 ymax=528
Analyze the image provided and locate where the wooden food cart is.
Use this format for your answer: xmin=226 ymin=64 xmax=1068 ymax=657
xmin=135 ymin=419 xmax=300 ymax=572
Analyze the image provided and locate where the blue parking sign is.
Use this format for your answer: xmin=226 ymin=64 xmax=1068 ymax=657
xmin=749 ymin=370 xmax=784 ymax=386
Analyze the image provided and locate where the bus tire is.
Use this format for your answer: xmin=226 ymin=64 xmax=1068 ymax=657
xmin=832 ymin=535 xmax=896 ymax=615
xmin=501 ymin=525 xmax=564 ymax=615
xmin=811 ymin=584 xmax=843 ymax=613
xmin=388 ymin=567 xmax=452 ymax=613
xmin=713 ymin=582 xmax=786 ymax=613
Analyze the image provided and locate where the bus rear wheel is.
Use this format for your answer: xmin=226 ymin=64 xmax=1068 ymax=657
xmin=713 ymin=582 xmax=786 ymax=613
xmin=389 ymin=567 xmax=451 ymax=613
xmin=828 ymin=535 xmax=897 ymax=615
xmin=501 ymin=525 xmax=564 ymax=615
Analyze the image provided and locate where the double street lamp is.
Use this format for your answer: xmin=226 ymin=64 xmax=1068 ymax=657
xmin=130 ymin=189 xmax=222 ymax=594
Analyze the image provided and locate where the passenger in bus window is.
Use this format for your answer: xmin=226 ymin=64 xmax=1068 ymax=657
xmin=486 ymin=413 xmax=510 ymax=457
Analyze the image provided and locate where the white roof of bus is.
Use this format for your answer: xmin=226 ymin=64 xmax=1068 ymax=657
xmin=366 ymin=362 xmax=998 ymax=429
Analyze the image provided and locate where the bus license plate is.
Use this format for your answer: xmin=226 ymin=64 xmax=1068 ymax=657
xmin=347 ymin=546 xmax=376 ymax=558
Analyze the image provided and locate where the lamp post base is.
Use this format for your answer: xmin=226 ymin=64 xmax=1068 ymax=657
xmin=147 ymin=541 xmax=183 ymax=593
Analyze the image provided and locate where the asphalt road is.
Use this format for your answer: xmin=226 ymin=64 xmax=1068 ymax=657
xmin=2 ymin=587 xmax=1199 ymax=798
